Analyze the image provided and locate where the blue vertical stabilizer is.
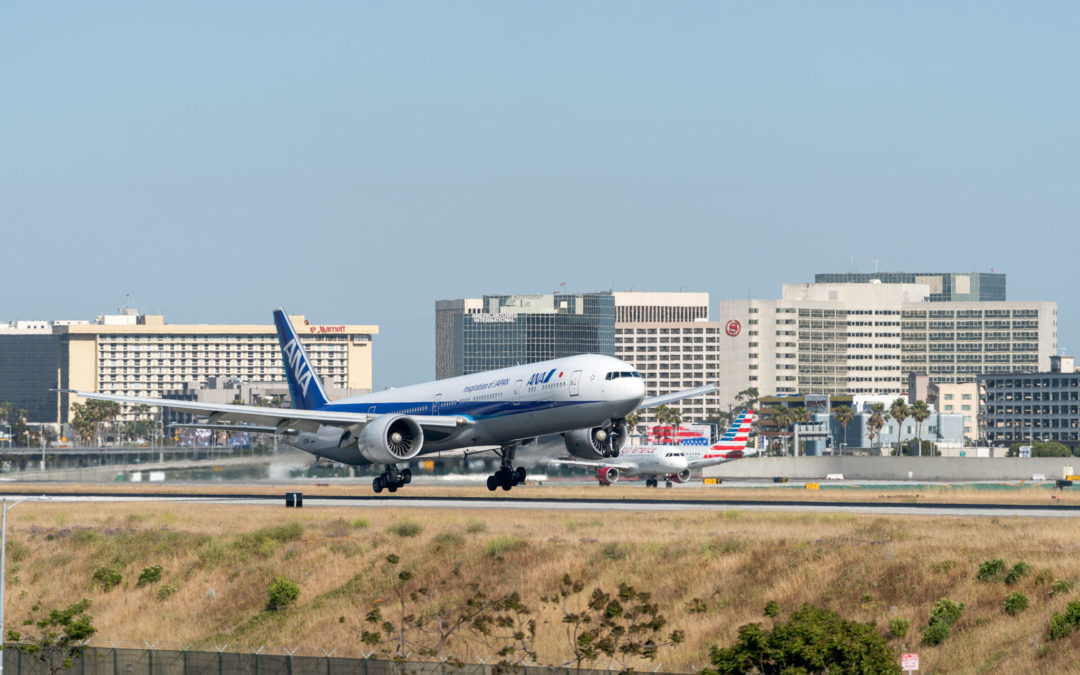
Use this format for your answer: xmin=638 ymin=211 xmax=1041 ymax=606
xmin=273 ymin=308 xmax=330 ymax=410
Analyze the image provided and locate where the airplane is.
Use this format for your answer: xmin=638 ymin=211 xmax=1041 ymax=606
xmin=550 ymin=409 xmax=755 ymax=487
xmin=67 ymin=308 xmax=718 ymax=494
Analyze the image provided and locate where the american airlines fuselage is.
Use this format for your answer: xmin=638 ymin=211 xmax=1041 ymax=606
xmin=290 ymin=354 xmax=645 ymax=464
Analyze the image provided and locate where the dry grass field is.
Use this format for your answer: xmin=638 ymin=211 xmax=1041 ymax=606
xmin=4 ymin=491 xmax=1080 ymax=673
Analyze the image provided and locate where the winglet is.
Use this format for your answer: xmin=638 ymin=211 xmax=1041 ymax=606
xmin=273 ymin=309 xmax=330 ymax=410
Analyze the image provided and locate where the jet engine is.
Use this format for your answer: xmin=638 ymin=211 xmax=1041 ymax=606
xmin=596 ymin=467 xmax=620 ymax=485
xmin=564 ymin=422 xmax=629 ymax=460
xmin=355 ymin=415 xmax=424 ymax=464
xmin=669 ymin=469 xmax=692 ymax=484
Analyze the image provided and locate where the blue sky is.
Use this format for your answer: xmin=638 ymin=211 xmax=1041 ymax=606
xmin=3 ymin=3 xmax=1078 ymax=388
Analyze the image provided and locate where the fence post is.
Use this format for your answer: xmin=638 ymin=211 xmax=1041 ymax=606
xmin=145 ymin=641 xmax=157 ymax=673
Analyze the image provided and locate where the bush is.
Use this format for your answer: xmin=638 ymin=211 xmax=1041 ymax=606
xmin=763 ymin=601 xmax=780 ymax=618
xmin=921 ymin=598 xmax=965 ymax=646
xmin=484 ymin=535 xmax=525 ymax=557
xmin=156 ymin=584 xmax=178 ymax=601
xmin=1046 ymin=600 xmax=1080 ymax=640
xmin=1005 ymin=562 xmax=1031 ymax=586
xmin=137 ymin=564 xmax=164 ymax=587
xmin=1050 ymin=580 xmax=1075 ymax=597
xmin=428 ymin=532 xmax=465 ymax=552
xmin=92 ymin=566 xmax=123 ymax=592
xmin=266 ymin=576 xmax=300 ymax=611
xmin=350 ymin=517 xmax=370 ymax=530
xmin=464 ymin=519 xmax=486 ymax=534
xmin=705 ymin=604 xmax=900 ymax=675
xmin=389 ymin=519 xmax=423 ymax=538
xmin=600 ymin=542 xmax=630 ymax=561
xmin=888 ymin=617 xmax=910 ymax=638
xmin=977 ymin=558 xmax=1007 ymax=582
xmin=1004 ymin=592 xmax=1029 ymax=616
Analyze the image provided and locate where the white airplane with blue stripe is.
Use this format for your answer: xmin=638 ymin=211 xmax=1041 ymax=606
xmin=70 ymin=309 xmax=717 ymax=493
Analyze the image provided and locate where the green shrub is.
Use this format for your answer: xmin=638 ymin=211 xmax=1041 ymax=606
xmin=600 ymin=542 xmax=630 ymax=561
xmin=763 ymin=600 xmax=780 ymax=618
xmin=1034 ymin=569 xmax=1054 ymax=586
xmin=921 ymin=621 xmax=951 ymax=647
xmin=92 ymin=566 xmax=123 ymax=592
xmin=137 ymin=564 xmax=164 ymax=587
xmin=888 ymin=617 xmax=910 ymax=638
xmin=1046 ymin=600 xmax=1080 ymax=640
xmin=266 ymin=576 xmax=300 ymax=611
xmin=921 ymin=598 xmax=964 ymax=646
xmin=708 ymin=604 xmax=899 ymax=674
xmin=485 ymin=535 xmax=525 ymax=557
xmin=1004 ymin=591 xmax=1029 ymax=616
xmin=350 ymin=517 xmax=370 ymax=530
xmin=429 ymin=532 xmax=465 ymax=552
xmin=156 ymin=584 xmax=178 ymax=601
xmin=1050 ymin=580 xmax=1075 ymax=597
xmin=389 ymin=519 xmax=423 ymax=538
xmin=6 ymin=539 xmax=29 ymax=563
xmin=931 ymin=559 xmax=957 ymax=574
xmin=977 ymin=558 xmax=1007 ymax=582
xmin=1005 ymin=562 xmax=1031 ymax=586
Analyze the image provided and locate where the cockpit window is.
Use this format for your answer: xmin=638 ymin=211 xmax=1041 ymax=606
xmin=604 ymin=371 xmax=642 ymax=380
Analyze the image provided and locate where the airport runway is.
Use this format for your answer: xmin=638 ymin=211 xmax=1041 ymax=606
xmin=7 ymin=490 xmax=1080 ymax=518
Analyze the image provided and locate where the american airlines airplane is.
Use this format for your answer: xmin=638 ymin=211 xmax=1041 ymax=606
xmin=68 ymin=309 xmax=717 ymax=494
xmin=552 ymin=409 xmax=755 ymax=487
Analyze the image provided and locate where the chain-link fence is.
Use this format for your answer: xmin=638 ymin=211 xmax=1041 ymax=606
xmin=2 ymin=647 xmax=689 ymax=675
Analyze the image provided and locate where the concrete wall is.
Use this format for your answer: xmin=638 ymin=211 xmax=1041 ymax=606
xmin=703 ymin=456 xmax=1079 ymax=482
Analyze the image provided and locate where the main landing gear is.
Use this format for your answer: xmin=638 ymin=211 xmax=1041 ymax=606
xmin=487 ymin=443 xmax=526 ymax=491
xmin=644 ymin=477 xmax=673 ymax=489
xmin=373 ymin=465 xmax=412 ymax=494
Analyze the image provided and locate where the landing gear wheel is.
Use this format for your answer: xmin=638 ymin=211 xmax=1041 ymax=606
xmin=666 ymin=480 xmax=673 ymax=488
xmin=373 ymin=476 xmax=384 ymax=493
xmin=388 ymin=484 xmax=397 ymax=493
xmin=489 ymin=442 xmax=522 ymax=492
xmin=402 ymin=468 xmax=412 ymax=484
xmin=645 ymin=478 xmax=655 ymax=488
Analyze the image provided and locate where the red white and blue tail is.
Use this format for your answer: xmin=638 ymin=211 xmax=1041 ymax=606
xmin=703 ymin=409 xmax=754 ymax=460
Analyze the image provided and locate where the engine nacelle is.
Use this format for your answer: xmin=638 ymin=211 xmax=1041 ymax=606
xmin=669 ymin=469 xmax=692 ymax=484
xmin=356 ymin=415 xmax=424 ymax=464
xmin=564 ymin=423 xmax=629 ymax=460
xmin=596 ymin=467 xmax=620 ymax=485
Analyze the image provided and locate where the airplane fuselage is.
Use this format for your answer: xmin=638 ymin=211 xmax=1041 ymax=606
xmin=287 ymin=354 xmax=645 ymax=464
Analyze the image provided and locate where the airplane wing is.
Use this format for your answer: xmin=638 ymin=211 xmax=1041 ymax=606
xmin=638 ymin=383 xmax=718 ymax=410
xmin=547 ymin=457 xmax=637 ymax=471
xmin=65 ymin=390 xmax=468 ymax=434
xmin=170 ymin=422 xmax=290 ymax=435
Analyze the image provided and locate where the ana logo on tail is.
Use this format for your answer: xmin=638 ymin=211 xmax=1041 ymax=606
xmin=282 ymin=338 xmax=314 ymax=397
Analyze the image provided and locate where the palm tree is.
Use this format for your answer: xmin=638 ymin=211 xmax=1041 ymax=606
xmin=735 ymin=388 xmax=759 ymax=413
xmin=625 ymin=412 xmax=641 ymax=444
xmin=867 ymin=403 xmax=886 ymax=452
xmin=789 ymin=406 xmax=811 ymax=456
xmin=888 ymin=398 xmax=910 ymax=455
xmin=910 ymin=400 xmax=931 ymax=457
xmin=766 ymin=405 xmax=794 ymax=456
xmin=653 ymin=405 xmax=672 ymax=444
xmin=668 ymin=407 xmax=683 ymax=445
xmin=832 ymin=405 xmax=855 ymax=454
